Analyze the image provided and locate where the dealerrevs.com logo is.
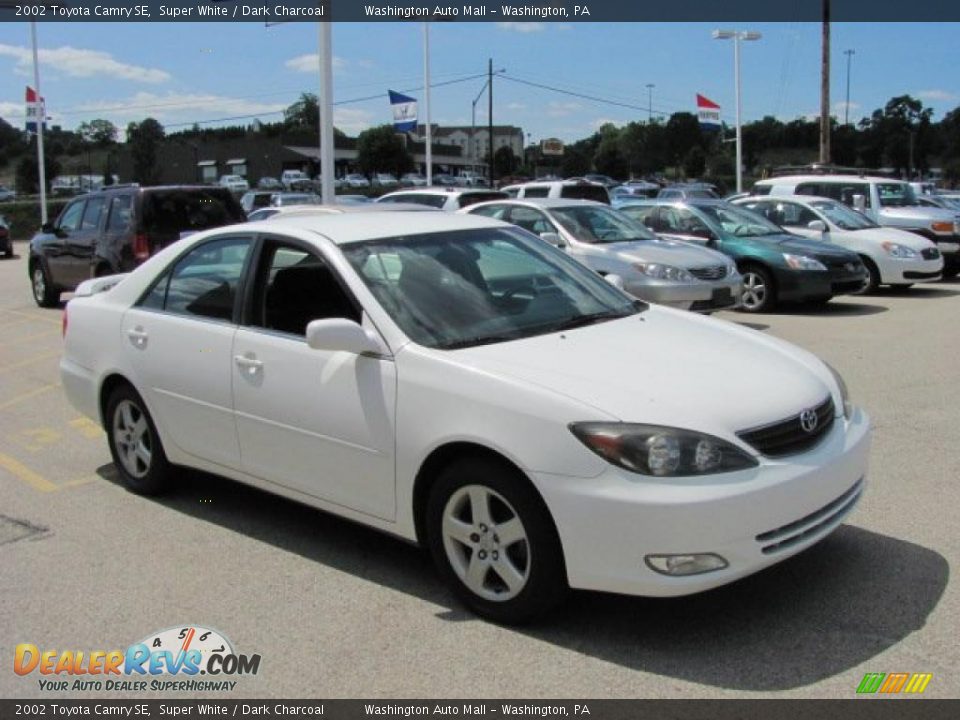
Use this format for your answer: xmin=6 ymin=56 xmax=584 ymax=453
xmin=14 ymin=625 xmax=261 ymax=692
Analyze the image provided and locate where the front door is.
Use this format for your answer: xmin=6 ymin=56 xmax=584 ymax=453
xmin=232 ymin=238 xmax=397 ymax=520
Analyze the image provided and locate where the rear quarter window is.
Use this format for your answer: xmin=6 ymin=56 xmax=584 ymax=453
xmin=560 ymin=185 xmax=610 ymax=204
xmin=456 ymin=191 xmax=508 ymax=209
xmin=521 ymin=186 xmax=550 ymax=198
xmin=141 ymin=189 xmax=246 ymax=238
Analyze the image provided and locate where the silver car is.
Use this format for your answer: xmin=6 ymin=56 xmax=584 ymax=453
xmin=462 ymin=198 xmax=743 ymax=313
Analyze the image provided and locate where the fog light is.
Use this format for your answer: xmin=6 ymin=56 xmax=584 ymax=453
xmin=645 ymin=553 xmax=729 ymax=576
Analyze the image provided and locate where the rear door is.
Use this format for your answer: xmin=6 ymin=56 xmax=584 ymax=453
xmin=60 ymin=195 xmax=106 ymax=286
xmin=121 ymin=234 xmax=254 ymax=469
xmin=44 ymin=198 xmax=87 ymax=288
xmin=100 ymin=194 xmax=134 ymax=271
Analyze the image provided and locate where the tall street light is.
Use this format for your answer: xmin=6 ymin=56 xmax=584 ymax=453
xmin=844 ymin=49 xmax=855 ymax=126
xmin=645 ymin=83 xmax=654 ymax=122
xmin=712 ymin=29 xmax=761 ymax=193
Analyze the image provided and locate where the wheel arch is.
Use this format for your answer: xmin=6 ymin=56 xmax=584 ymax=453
xmin=98 ymin=373 xmax=137 ymax=431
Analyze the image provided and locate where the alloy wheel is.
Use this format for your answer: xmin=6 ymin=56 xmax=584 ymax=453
xmin=741 ymin=271 xmax=767 ymax=310
xmin=112 ymin=400 xmax=152 ymax=479
xmin=32 ymin=267 xmax=46 ymax=304
xmin=441 ymin=484 xmax=531 ymax=602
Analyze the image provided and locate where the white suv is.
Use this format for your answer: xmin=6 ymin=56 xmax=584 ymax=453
xmin=500 ymin=179 xmax=611 ymax=204
xmin=375 ymin=187 xmax=507 ymax=211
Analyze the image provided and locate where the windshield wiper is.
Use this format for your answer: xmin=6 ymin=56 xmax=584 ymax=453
xmin=552 ymin=310 xmax=632 ymax=332
xmin=437 ymin=335 xmax=519 ymax=350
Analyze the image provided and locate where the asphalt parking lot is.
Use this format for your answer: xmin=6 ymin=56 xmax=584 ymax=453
xmin=1 ymin=238 xmax=958 ymax=700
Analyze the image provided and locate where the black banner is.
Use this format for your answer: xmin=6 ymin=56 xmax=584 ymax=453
xmin=3 ymin=0 xmax=960 ymax=23
xmin=1 ymin=700 xmax=959 ymax=720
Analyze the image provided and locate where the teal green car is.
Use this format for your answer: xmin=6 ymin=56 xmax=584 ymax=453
xmin=615 ymin=199 xmax=867 ymax=312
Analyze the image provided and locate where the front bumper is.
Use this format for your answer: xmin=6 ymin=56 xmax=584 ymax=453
xmin=530 ymin=407 xmax=870 ymax=597
xmin=776 ymin=266 xmax=866 ymax=301
xmin=624 ymin=274 xmax=743 ymax=313
xmin=876 ymin=255 xmax=944 ymax=284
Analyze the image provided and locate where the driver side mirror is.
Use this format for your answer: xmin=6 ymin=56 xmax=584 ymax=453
xmin=807 ymin=220 xmax=827 ymax=233
xmin=41 ymin=222 xmax=56 ymax=234
xmin=540 ymin=232 xmax=566 ymax=249
xmin=852 ymin=194 xmax=867 ymax=212
xmin=305 ymin=318 xmax=384 ymax=356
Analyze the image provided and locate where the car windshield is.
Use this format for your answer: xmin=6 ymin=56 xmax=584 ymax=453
xmin=809 ymin=200 xmax=878 ymax=230
xmin=549 ymin=205 xmax=657 ymax=243
xmin=694 ymin=203 xmax=783 ymax=237
xmin=877 ymin=183 xmax=919 ymax=207
xmin=341 ymin=227 xmax=643 ymax=350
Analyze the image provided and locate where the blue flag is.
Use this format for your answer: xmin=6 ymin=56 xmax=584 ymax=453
xmin=389 ymin=90 xmax=417 ymax=132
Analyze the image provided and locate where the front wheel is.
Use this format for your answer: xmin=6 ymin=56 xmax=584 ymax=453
xmin=426 ymin=456 xmax=568 ymax=624
xmin=739 ymin=265 xmax=776 ymax=313
xmin=106 ymin=386 xmax=172 ymax=495
xmin=851 ymin=257 xmax=880 ymax=294
xmin=31 ymin=261 xmax=59 ymax=307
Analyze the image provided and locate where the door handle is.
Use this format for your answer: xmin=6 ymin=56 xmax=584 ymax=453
xmin=234 ymin=354 xmax=263 ymax=375
xmin=127 ymin=327 xmax=148 ymax=348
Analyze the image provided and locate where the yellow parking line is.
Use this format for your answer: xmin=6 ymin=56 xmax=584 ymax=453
xmin=0 ymin=452 xmax=59 ymax=492
xmin=60 ymin=475 xmax=97 ymax=489
xmin=0 ymin=308 xmax=62 ymax=326
xmin=0 ymin=350 xmax=61 ymax=374
xmin=0 ymin=383 xmax=60 ymax=412
xmin=0 ymin=328 xmax=61 ymax=347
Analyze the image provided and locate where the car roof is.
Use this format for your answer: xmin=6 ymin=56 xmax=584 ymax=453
xmin=471 ymin=198 xmax=605 ymax=210
xmin=255 ymin=203 xmax=437 ymax=217
xmin=756 ymin=174 xmax=904 ymax=185
xmin=259 ymin=210 xmax=506 ymax=244
xmin=379 ymin=187 xmax=503 ymax=196
xmin=734 ymin=195 xmax=838 ymax=206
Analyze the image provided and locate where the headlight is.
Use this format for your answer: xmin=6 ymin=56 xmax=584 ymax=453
xmin=881 ymin=241 xmax=917 ymax=258
xmin=782 ymin=253 xmax=827 ymax=271
xmin=824 ymin=361 xmax=853 ymax=420
xmin=569 ymin=423 xmax=758 ymax=477
xmin=632 ymin=263 xmax=694 ymax=282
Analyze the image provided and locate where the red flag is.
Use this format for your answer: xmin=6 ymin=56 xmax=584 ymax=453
xmin=696 ymin=94 xmax=721 ymax=110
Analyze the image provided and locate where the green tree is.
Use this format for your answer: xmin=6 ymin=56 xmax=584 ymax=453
xmin=127 ymin=117 xmax=165 ymax=185
xmin=77 ymin=119 xmax=118 ymax=146
xmin=285 ymin=93 xmax=320 ymax=129
xmin=16 ymin=152 xmax=61 ymax=194
xmin=683 ymin=146 xmax=706 ymax=179
xmin=493 ymin=146 xmax=518 ymax=176
xmin=665 ymin=112 xmax=704 ymax=169
xmin=356 ymin=125 xmax=412 ymax=177
xmin=592 ymin=123 xmax=627 ymax=179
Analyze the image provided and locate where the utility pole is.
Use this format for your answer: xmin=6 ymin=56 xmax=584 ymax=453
xmin=819 ymin=0 xmax=831 ymax=164
xmin=646 ymin=83 xmax=654 ymax=122
xmin=30 ymin=21 xmax=47 ymax=224
xmin=488 ymin=57 xmax=494 ymax=188
xmin=424 ymin=23 xmax=432 ymax=185
xmin=843 ymin=49 xmax=855 ymax=125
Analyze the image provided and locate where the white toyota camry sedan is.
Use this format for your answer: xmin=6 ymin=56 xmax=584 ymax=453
xmin=61 ymin=212 xmax=871 ymax=623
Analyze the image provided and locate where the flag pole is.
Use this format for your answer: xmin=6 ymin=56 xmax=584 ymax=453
xmin=423 ymin=23 xmax=432 ymax=186
xmin=30 ymin=21 xmax=47 ymax=224
xmin=318 ymin=21 xmax=335 ymax=204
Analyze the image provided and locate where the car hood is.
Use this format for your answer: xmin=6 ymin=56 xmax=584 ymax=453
xmin=878 ymin=206 xmax=956 ymax=223
xmin=447 ymin=307 xmax=836 ymax=441
xmin=599 ymin=239 xmax=732 ymax=268
xmin=844 ymin=226 xmax=937 ymax=249
xmin=743 ymin=233 xmax=859 ymax=261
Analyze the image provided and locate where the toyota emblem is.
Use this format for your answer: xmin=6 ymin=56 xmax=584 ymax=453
xmin=799 ymin=409 xmax=819 ymax=433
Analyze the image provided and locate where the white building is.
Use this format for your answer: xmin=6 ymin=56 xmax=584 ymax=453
xmin=413 ymin=125 xmax=525 ymax=165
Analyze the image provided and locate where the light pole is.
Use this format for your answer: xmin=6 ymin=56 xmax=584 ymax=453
xmin=645 ymin=83 xmax=654 ymax=122
xmin=471 ymin=79 xmax=490 ymax=173
xmin=844 ymin=49 xmax=855 ymax=126
xmin=712 ymin=29 xmax=761 ymax=193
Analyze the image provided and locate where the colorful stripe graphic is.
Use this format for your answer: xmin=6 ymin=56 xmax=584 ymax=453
xmin=857 ymin=672 xmax=932 ymax=695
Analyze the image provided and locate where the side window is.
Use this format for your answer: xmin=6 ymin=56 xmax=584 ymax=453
xmin=58 ymin=200 xmax=86 ymax=232
xmin=469 ymin=204 xmax=509 ymax=219
xmin=141 ymin=237 xmax=251 ymax=321
xmin=752 ymin=184 xmax=772 ymax=196
xmin=106 ymin=195 xmax=133 ymax=233
xmin=795 ymin=183 xmax=822 ymax=197
xmin=253 ymin=241 xmax=360 ymax=337
xmin=839 ymin=184 xmax=871 ymax=208
xmin=80 ymin=197 xmax=106 ymax=231
xmin=506 ymin=207 xmax=555 ymax=235
xmin=521 ymin=186 xmax=549 ymax=198
xmin=619 ymin=205 xmax=657 ymax=229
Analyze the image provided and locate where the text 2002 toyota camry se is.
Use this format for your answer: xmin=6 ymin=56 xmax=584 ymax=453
xmin=61 ymin=212 xmax=870 ymax=623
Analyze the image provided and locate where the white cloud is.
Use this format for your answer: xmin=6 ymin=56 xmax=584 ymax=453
xmin=833 ymin=101 xmax=860 ymax=115
xmin=497 ymin=22 xmax=545 ymax=33
xmin=506 ymin=102 xmax=527 ymax=111
xmin=589 ymin=118 xmax=625 ymax=131
xmin=333 ymin=107 xmax=374 ymax=135
xmin=917 ymin=89 xmax=957 ymax=102
xmin=0 ymin=101 xmax=24 ymax=119
xmin=285 ymin=54 xmax=347 ymax=73
xmin=0 ymin=44 xmax=170 ymax=83
xmin=547 ymin=101 xmax=581 ymax=117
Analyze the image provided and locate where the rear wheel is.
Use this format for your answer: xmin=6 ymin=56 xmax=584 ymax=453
xmin=426 ymin=456 xmax=568 ymax=624
xmin=739 ymin=265 xmax=776 ymax=313
xmin=30 ymin=261 xmax=59 ymax=307
xmin=106 ymin=385 xmax=171 ymax=495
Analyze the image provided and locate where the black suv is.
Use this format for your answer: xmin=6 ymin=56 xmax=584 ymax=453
xmin=28 ymin=184 xmax=245 ymax=306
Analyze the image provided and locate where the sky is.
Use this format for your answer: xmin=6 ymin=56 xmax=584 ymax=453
xmin=0 ymin=21 xmax=958 ymax=144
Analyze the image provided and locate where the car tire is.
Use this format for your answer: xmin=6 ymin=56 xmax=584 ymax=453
xmin=738 ymin=264 xmax=776 ymax=313
xmin=105 ymin=385 xmax=172 ymax=496
xmin=852 ymin=257 xmax=880 ymax=294
xmin=426 ymin=455 xmax=568 ymax=624
xmin=941 ymin=266 xmax=959 ymax=279
xmin=30 ymin=260 xmax=59 ymax=307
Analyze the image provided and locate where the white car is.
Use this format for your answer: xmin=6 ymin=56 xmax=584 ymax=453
xmin=280 ymin=170 xmax=313 ymax=192
xmin=734 ymin=196 xmax=944 ymax=291
xmin=376 ymin=187 xmax=507 ymax=211
xmin=344 ymin=174 xmax=371 ymax=189
xmin=218 ymin=175 xmax=250 ymax=193
xmin=500 ymin=180 xmax=611 ymax=204
xmin=61 ymin=212 xmax=870 ymax=623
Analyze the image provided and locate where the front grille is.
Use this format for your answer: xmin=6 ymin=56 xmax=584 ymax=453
xmin=737 ymin=396 xmax=835 ymax=458
xmin=921 ymin=247 xmax=941 ymax=260
xmin=756 ymin=479 xmax=863 ymax=555
xmin=689 ymin=265 xmax=728 ymax=281
xmin=826 ymin=259 xmax=863 ymax=275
